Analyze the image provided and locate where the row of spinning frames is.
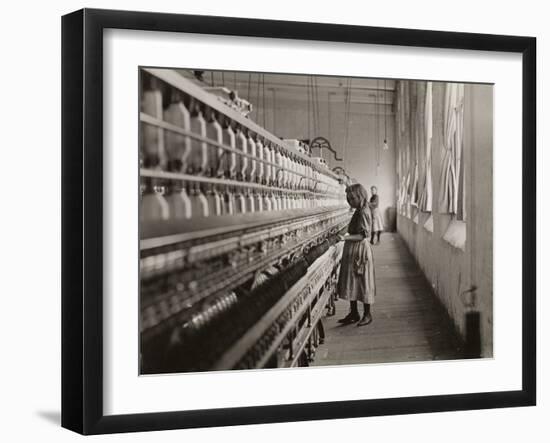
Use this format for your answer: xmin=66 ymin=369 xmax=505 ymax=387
xmin=139 ymin=68 xmax=353 ymax=374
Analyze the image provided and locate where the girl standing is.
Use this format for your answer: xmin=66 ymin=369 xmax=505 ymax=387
xmin=337 ymin=184 xmax=376 ymax=326
xmin=369 ymin=186 xmax=384 ymax=245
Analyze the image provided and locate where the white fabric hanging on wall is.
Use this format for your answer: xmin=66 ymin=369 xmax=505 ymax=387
xmin=399 ymin=81 xmax=406 ymax=135
xmin=411 ymin=83 xmax=422 ymax=208
xmin=419 ymin=82 xmax=433 ymax=211
xmin=395 ymin=150 xmax=403 ymax=213
xmin=456 ymin=92 xmax=466 ymax=221
xmin=404 ymin=168 xmax=411 ymax=217
xmin=438 ymin=83 xmax=464 ymax=214
xmin=410 ymin=89 xmax=417 ymax=207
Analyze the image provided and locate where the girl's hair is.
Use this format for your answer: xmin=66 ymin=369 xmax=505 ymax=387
xmin=345 ymin=183 xmax=369 ymax=208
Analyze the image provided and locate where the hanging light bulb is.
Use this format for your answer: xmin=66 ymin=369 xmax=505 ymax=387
xmin=383 ymin=139 xmax=389 ymax=151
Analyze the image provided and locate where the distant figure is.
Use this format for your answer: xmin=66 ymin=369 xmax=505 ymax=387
xmin=369 ymin=186 xmax=384 ymax=245
xmin=336 ymin=184 xmax=376 ymax=326
xmin=193 ymin=70 xmax=205 ymax=82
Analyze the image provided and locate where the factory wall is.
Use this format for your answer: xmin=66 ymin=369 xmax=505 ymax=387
xmin=396 ymin=82 xmax=493 ymax=357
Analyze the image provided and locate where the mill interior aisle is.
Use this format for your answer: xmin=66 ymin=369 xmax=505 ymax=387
xmin=313 ymin=233 xmax=464 ymax=367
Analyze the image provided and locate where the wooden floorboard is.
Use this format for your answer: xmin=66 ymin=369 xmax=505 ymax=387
xmin=312 ymin=233 xmax=464 ymax=367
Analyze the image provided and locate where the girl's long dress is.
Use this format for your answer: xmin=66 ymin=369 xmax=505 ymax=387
xmin=337 ymin=207 xmax=377 ymax=304
xmin=369 ymin=194 xmax=385 ymax=232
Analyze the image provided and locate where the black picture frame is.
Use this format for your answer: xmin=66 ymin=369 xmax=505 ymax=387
xmin=61 ymin=8 xmax=536 ymax=435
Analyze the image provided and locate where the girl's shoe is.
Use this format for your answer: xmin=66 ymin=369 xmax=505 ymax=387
xmin=338 ymin=312 xmax=360 ymax=324
xmin=357 ymin=314 xmax=373 ymax=326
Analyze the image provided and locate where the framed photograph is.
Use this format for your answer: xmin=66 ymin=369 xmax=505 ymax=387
xmin=62 ymin=8 xmax=536 ymax=435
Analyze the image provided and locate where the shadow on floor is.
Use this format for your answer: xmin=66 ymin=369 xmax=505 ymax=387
xmin=36 ymin=410 xmax=61 ymax=426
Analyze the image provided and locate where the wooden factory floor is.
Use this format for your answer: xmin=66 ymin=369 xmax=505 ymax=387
xmin=313 ymin=232 xmax=465 ymax=367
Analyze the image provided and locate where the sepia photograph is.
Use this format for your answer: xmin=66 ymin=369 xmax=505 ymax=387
xmin=138 ymin=67 xmax=493 ymax=375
